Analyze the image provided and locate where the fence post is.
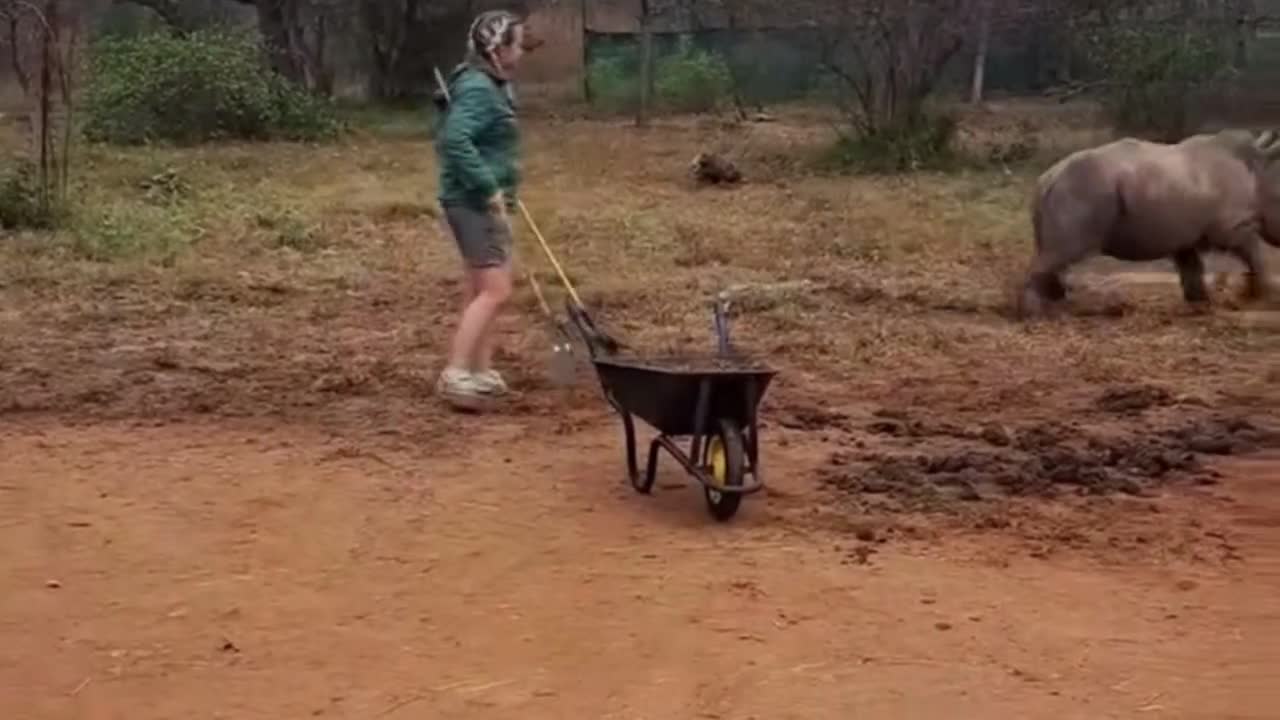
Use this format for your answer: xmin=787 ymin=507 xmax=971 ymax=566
xmin=580 ymin=0 xmax=591 ymax=102
xmin=970 ymin=1 xmax=991 ymax=104
xmin=637 ymin=3 xmax=653 ymax=127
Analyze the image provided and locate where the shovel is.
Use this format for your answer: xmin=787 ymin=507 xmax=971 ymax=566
xmin=515 ymin=200 xmax=624 ymax=358
xmin=517 ymin=250 xmax=579 ymax=387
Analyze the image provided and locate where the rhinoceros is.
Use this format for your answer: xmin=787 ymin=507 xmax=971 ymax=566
xmin=1019 ymin=128 xmax=1280 ymax=317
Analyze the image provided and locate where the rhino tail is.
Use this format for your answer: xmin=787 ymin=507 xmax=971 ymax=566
xmin=1032 ymin=198 xmax=1044 ymax=252
xmin=1032 ymin=173 xmax=1059 ymax=253
xmin=1112 ymin=171 xmax=1130 ymax=227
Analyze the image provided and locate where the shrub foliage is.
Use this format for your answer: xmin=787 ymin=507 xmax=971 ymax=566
xmin=82 ymin=29 xmax=341 ymax=145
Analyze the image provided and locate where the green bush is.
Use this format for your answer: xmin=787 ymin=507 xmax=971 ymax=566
xmin=0 ymin=158 xmax=59 ymax=230
xmin=586 ymin=38 xmax=733 ymax=115
xmin=821 ymin=114 xmax=961 ymax=174
xmin=69 ymin=201 xmax=196 ymax=262
xmin=1082 ymin=25 xmax=1232 ymax=141
xmin=654 ymin=42 xmax=733 ymax=113
xmin=82 ymin=29 xmax=341 ymax=145
xmin=254 ymin=206 xmax=326 ymax=253
xmin=587 ymin=55 xmax=639 ymax=114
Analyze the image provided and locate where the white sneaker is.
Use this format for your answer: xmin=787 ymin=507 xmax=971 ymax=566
xmin=472 ymin=369 xmax=509 ymax=396
xmin=436 ymin=367 xmax=487 ymax=409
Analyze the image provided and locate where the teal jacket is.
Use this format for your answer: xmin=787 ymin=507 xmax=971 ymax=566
xmin=435 ymin=62 xmax=520 ymax=211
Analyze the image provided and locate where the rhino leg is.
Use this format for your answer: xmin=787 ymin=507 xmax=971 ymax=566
xmin=1020 ymin=255 xmax=1080 ymax=318
xmin=1020 ymin=224 xmax=1099 ymax=316
xmin=1232 ymin=238 xmax=1273 ymax=302
xmin=1174 ymin=249 xmax=1209 ymax=304
xmin=1019 ymin=171 xmax=1115 ymax=319
xmin=1020 ymin=223 xmax=1090 ymax=317
xmin=1044 ymin=275 xmax=1067 ymax=301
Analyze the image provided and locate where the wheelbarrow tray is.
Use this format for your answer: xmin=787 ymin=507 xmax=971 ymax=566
xmin=591 ymin=354 xmax=777 ymax=437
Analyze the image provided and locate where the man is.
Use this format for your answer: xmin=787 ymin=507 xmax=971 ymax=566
xmin=433 ymin=10 xmax=528 ymax=410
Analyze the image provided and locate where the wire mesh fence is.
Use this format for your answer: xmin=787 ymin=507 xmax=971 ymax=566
xmin=583 ymin=24 xmax=1061 ymax=114
xmin=583 ymin=20 xmax=1280 ymax=121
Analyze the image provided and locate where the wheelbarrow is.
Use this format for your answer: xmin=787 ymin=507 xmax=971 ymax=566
xmin=565 ymin=299 xmax=778 ymax=522
xmin=514 ymin=202 xmax=779 ymax=521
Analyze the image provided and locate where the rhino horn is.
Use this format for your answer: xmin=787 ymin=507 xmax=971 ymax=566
xmin=1257 ymin=129 xmax=1280 ymax=158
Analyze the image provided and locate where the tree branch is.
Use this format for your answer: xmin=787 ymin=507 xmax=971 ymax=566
xmin=112 ymin=0 xmax=190 ymax=29
xmin=5 ymin=13 xmax=30 ymax=93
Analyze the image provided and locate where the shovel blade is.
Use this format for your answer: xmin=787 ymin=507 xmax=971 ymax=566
xmin=548 ymin=341 xmax=578 ymax=386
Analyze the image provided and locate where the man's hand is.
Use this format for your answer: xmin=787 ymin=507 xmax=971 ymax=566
xmin=488 ymin=191 xmax=506 ymax=216
xmin=488 ymin=192 xmax=513 ymax=235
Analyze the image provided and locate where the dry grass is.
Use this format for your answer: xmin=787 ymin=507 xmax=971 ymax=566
xmin=0 ymin=97 xmax=1277 ymax=440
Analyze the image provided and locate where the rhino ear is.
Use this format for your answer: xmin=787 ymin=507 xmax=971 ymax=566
xmin=1254 ymin=129 xmax=1277 ymax=150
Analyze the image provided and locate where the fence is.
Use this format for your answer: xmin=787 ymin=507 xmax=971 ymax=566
xmin=582 ymin=25 xmax=1064 ymax=114
xmin=582 ymin=22 xmax=1280 ymax=117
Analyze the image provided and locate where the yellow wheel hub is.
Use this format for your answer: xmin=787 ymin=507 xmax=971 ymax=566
xmin=707 ymin=437 xmax=727 ymax=490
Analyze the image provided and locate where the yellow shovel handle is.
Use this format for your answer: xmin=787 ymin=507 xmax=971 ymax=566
xmin=522 ymin=263 xmax=555 ymax=320
xmin=516 ymin=200 xmax=584 ymax=309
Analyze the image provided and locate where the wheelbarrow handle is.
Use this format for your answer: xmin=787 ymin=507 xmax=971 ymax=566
xmin=713 ymin=294 xmax=732 ymax=356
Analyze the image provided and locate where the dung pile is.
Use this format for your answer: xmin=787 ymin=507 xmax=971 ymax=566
xmin=821 ymin=413 xmax=1276 ymax=512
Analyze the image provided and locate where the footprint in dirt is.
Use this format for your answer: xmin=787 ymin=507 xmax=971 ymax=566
xmin=1095 ymin=384 xmax=1176 ymax=414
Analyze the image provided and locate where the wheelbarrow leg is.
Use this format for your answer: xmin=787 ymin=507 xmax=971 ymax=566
xmin=621 ymin=409 xmax=644 ymax=491
xmin=644 ymin=436 xmax=662 ymax=494
xmin=689 ymin=377 xmax=713 ymax=466
xmin=624 ymin=407 xmax=655 ymax=489
xmin=607 ymin=389 xmax=648 ymax=494
xmin=745 ymin=378 xmax=763 ymax=486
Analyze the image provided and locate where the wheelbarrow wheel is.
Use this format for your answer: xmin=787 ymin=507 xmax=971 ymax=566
xmin=704 ymin=417 xmax=746 ymax=522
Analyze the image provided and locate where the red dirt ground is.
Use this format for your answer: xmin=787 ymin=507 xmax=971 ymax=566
xmin=3 ymin=411 xmax=1278 ymax=719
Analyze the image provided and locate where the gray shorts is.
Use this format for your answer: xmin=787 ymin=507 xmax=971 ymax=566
xmin=442 ymin=203 xmax=512 ymax=269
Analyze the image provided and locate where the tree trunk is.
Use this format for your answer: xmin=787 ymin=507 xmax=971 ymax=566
xmin=279 ymin=0 xmax=330 ymax=94
xmin=311 ymin=13 xmax=332 ymax=95
xmin=1057 ymin=21 xmax=1073 ymax=85
xmin=723 ymin=3 xmax=751 ymax=120
xmin=580 ymin=0 xmax=591 ymax=102
xmin=6 ymin=14 xmax=30 ymax=94
xmin=637 ymin=6 xmax=653 ymax=128
xmin=37 ymin=0 xmax=52 ymax=213
xmin=969 ymin=3 xmax=991 ymax=104
xmin=359 ymin=0 xmax=444 ymax=102
xmin=1232 ymin=0 xmax=1255 ymax=68
xmin=255 ymin=0 xmax=305 ymax=85
xmin=59 ymin=0 xmax=77 ymax=206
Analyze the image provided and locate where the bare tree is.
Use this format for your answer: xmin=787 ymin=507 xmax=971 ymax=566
xmin=633 ymin=0 xmax=674 ymax=126
xmin=683 ymin=0 xmax=776 ymax=120
xmin=3 ymin=3 xmax=31 ymax=93
xmin=808 ymin=0 xmax=989 ymax=136
xmin=359 ymin=0 xmax=471 ymax=101
xmin=0 ymin=0 xmax=80 ymax=218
